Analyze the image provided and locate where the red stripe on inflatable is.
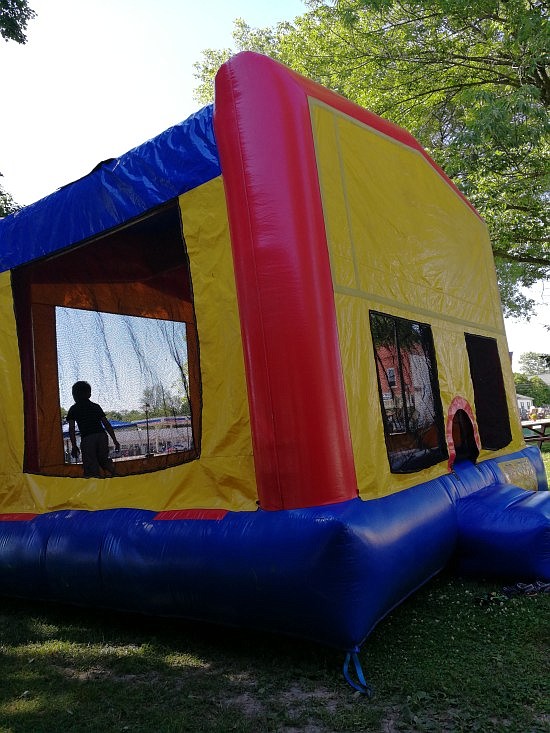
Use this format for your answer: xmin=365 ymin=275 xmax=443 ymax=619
xmin=214 ymin=52 xmax=359 ymax=510
xmin=153 ymin=509 xmax=229 ymax=521
xmin=0 ymin=513 xmax=38 ymax=521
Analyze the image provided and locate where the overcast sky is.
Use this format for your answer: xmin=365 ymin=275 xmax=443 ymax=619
xmin=1 ymin=0 xmax=547 ymax=368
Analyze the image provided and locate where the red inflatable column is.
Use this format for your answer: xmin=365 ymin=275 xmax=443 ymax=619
xmin=214 ymin=53 xmax=358 ymax=510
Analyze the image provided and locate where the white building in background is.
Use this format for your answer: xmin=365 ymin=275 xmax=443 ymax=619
xmin=516 ymin=394 xmax=534 ymax=420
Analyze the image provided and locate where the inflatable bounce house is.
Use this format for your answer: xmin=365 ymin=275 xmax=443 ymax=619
xmin=0 ymin=52 xmax=548 ymax=692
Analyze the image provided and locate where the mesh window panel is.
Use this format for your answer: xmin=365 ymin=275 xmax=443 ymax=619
xmin=12 ymin=203 xmax=201 ymax=477
xmin=464 ymin=333 xmax=511 ymax=450
xmin=56 ymin=309 xmax=194 ymax=462
xmin=370 ymin=311 xmax=447 ymax=473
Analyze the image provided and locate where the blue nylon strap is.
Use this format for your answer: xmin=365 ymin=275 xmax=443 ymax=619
xmin=343 ymin=652 xmax=373 ymax=696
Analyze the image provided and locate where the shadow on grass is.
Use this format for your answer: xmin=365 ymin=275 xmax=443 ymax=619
xmin=1 ymin=571 xmax=549 ymax=732
xmin=0 ymin=596 xmax=353 ymax=733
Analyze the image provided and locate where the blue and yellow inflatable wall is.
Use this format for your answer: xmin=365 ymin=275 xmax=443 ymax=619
xmin=0 ymin=53 xmax=548 ymax=662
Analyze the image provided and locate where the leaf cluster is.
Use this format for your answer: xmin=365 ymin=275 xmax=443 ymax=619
xmin=0 ymin=0 xmax=36 ymax=44
xmin=517 ymin=349 xmax=550 ymax=374
xmin=1 ymin=1 xmax=35 ymax=216
xmin=514 ymin=372 xmax=550 ymax=404
xmin=0 ymin=176 xmax=19 ymax=217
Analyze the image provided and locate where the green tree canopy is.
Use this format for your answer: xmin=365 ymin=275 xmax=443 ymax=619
xmin=194 ymin=0 xmax=549 ymax=318
xmin=1 ymin=0 xmax=36 ymax=214
xmin=0 ymin=175 xmax=18 ymax=217
xmin=0 ymin=0 xmax=35 ymax=44
xmin=142 ymin=382 xmax=190 ymax=418
xmin=518 ymin=351 xmax=550 ymax=375
xmin=514 ymin=373 xmax=550 ymax=405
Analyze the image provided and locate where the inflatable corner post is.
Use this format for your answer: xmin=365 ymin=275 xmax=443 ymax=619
xmin=0 ymin=52 xmax=548 ymax=684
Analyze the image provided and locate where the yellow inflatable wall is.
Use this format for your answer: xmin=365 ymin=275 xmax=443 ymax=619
xmin=310 ymin=101 xmax=524 ymax=499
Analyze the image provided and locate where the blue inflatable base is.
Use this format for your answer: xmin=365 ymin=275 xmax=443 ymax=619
xmin=0 ymin=447 xmax=548 ymax=651
xmin=456 ymin=483 xmax=550 ymax=579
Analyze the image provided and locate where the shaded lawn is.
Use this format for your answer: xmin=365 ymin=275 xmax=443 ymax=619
xmin=1 ymin=570 xmax=548 ymax=733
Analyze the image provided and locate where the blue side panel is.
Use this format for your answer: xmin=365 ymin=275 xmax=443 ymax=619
xmin=0 ymin=104 xmax=220 ymax=272
xmin=449 ymin=447 xmax=550 ymax=579
xmin=0 ymin=510 xmax=75 ymax=598
xmin=0 ymin=478 xmax=457 ymax=651
xmin=45 ymin=509 xmax=153 ymax=606
xmin=455 ymin=484 xmax=550 ymax=579
xmin=0 ymin=451 xmax=548 ymax=651
xmin=98 ymin=478 xmax=455 ymax=649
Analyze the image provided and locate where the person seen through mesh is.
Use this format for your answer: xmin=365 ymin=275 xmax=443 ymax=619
xmin=67 ymin=381 xmax=120 ymax=478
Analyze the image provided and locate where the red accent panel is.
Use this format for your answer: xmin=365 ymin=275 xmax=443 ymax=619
xmin=154 ymin=509 xmax=229 ymax=521
xmin=0 ymin=513 xmax=38 ymax=521
xmin=214 ymin=52 xmax=359 ymax=510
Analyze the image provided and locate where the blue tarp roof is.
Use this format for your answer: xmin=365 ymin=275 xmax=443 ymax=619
xmin=0 ymin=104 xmax=220 ymax=274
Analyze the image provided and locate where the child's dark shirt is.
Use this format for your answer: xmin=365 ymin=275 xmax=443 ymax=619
xmin=67 ymin=400 xmax=106 ymax=437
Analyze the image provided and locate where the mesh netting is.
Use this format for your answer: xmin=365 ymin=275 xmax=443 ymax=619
xmin=57 ymin=308 xmax=192 ymax=464
xmin=370 ymin=311 xmax=447 ymax=473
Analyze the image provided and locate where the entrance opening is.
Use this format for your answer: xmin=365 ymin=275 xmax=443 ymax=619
xmin=451 ymin=409 xmax=479 ymax=464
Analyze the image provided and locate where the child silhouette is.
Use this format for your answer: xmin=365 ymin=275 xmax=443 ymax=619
xmin=67 ymin=381 xmax=120 ymax=478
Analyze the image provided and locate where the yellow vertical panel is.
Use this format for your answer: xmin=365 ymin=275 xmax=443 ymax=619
xmin=0 ymin=273 xmax=45 ymax=512
xmin=333 ymin=292 xmax=386 ymax=496
xmin=180 ymin=177 xmax=254 ymax=463
xmin=0 ymin=272 xmax=24 ymax=472
xmin=310 ymin=100 xmax=357 ymax=289
xmin=431 ymin=325 xmax=475 ymax=419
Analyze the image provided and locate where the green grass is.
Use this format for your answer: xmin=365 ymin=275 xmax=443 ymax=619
xmin=1 ymin=453 xmax=549 ymax=732
xmin=540 ymin=442 xmax=550 ymax=481
xmin=1 ymin=570 xmax=549 ymax=733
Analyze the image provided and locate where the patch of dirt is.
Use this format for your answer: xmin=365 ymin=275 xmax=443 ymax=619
xmin=56 ymin=665 xmax=165 ymax=685
xmin=224 ymin=681 xmax=352 ymax=732
xmin=380 ymin=705 xmax=401 ymax=733
xmin=225 ymin=691 xmax=266 ymax=718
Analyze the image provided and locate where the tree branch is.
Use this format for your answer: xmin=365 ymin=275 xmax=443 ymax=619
xmin=493 ymin=249 xmax=550 ymax=267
